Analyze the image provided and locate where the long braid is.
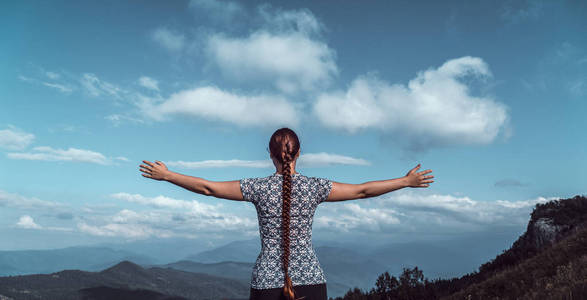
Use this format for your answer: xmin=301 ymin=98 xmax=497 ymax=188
xmin=268 ymin=128 xmax=300 ymax=300
xmin=281 ymin=159 xmax=295 ymax=300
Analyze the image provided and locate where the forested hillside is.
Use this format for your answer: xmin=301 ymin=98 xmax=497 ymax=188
xmin=331 ymin=195 xmax=587 ymax=300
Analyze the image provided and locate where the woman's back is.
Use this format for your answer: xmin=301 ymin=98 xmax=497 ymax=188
xmin=241 ymin=173 xmax=332 ymax=289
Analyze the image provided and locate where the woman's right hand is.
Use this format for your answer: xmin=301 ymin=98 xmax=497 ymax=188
xmin=140 ymin=160 xmax=170 ymax=181
xmin=404 ymin=164 xmax=434 ymax=188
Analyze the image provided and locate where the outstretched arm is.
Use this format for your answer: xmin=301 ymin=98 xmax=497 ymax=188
xmin=326 ymin=164 xmax=434 ymax=202
xmin=139 ymin=160 xmax=244 ymax=201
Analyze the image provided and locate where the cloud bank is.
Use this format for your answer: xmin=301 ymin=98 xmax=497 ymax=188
xmin=8 ymin=146 xmax=112 ymax=165
xmin=313 ymin=56 xmax=510 ymax=151
xmin=206 ymin=8 xmax=337 ymax=93
xmin=75 ymin=193 xmax=258 ymax=239
xmin=165 ymin=152 xmax=370 ymax=169
xmin=0 ymin=189 xmax=63 ymax=209
xmin=0 ymin=125 xmax=35 ymax=150
xmin=141 ymin=86 xmax=299 ymax=127
xmin=315 ymin=191 xmax=557 ymax=237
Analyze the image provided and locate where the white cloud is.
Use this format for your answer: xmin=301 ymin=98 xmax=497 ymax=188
xmin=105 ymin=114 xmax=145 ymax=127
xmin=16 ymin=215 xmax=42 ymax=229
xmin=0 ymin=125 xmax=35 ymax=150
xmin=258 ymin=6 xmax=323 ymax=35
xmin=206 ymin=8 xmax=337 ymax=93
xmin=314 ymin=56 xmax=510 ymax=151
xmin=7 ymin=146 xmax=111 ymax=165
xmin=81 ymin=195 xmax=258 ymax=239
xmin=168 ymin=159 xmax=272 ymax=169
xmin=138 ymin=76 xmax=159 ymax=91
xmin=151 ymin=27 xmax=186 ymax=52
xmin=0 ymin=190 xmax=63 ymax=209
xmin=17 ymin=75 xmax=34 ymax=82
xmin=315 ymin=203 xmax=400 ymax=233
xmin=379 ymin=191 xmax=556 ymax=226
xmin=77 ymin=220 xmax=171 ymax=239
xmin=45 ymin=71 xmax=60 ymax=79
xmin=315 ymin=191 xmax=558 ymax=236
xmin=111 ymin=193 xmax=221 ymax=216
xmin=165 ymin=153 xmax=369 ymax=169
xmin=18 ymin=74 xmax=73 ymax=94
xmin=80 ymin=73 xmax=124 ymax=99
xmin=141 ymin=86 xmax=299 ymax=127
xmin=41 ymin=82 xmax=73 ymax=93
xmin=297 ymin=152 xmax=371 ymax=167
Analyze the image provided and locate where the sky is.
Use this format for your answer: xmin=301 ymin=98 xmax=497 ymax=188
xmin=0 ymin=0 xmax=586 ymax=252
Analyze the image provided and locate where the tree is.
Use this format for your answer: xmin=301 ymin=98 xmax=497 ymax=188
xmin=373 ymin=271 xmax=399 ymax=299
xmin=398 ymin=267 xmax=426 ymax=300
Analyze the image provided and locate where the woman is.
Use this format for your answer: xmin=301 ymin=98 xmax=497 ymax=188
xmin=139 ymin=128 xmax=434 ymax=300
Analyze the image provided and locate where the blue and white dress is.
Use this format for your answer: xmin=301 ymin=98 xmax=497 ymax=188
xmin=240 ymin=173 xmax=332 ymax=289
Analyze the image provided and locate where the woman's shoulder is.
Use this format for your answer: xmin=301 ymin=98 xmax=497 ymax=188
xmin=296 ymin=173 xmax=329 ymax=181
xmin=244 ymin=173 xmax=330 ymax=183
xmin=241 ymin=173 xmax=282 ymax=184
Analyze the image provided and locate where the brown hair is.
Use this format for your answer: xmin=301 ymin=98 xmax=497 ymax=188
xmin=268 ymin=128 xmax=300 ymax=300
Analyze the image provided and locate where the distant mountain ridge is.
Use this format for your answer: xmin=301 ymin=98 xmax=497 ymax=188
xmin=0 ymin=227 xmax=523 ymax=298
xmin=0 ymin=260 xmax=248 ymax=300
xmin=159 ymin=260 xmax=253 ymax=283
xmin=185 ymin=239 xmax=260 ymax=263
xmin=0 ymin=246 xmax=153 ymax=276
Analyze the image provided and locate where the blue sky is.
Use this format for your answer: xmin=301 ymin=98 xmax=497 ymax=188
xmin=0 ymin=0 xmax=586 ymax=251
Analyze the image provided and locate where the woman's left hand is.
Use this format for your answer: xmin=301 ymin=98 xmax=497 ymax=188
xmin=404 ymin=163 xmax=434 ymax=188
xmin=140 ymin=160 xmax=170 ymax=181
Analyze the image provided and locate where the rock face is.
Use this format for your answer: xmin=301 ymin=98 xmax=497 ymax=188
xmin=515 ymin=195 xmax=587 ymax=254
xmin=530 ymin=217 xmax=568 ymax=249
xmin=478 ymin=195 xmax=587 ymax=276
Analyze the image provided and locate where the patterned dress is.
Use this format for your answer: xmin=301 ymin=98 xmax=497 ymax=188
xmin=240 ymin=173 xmax=332 ymax=289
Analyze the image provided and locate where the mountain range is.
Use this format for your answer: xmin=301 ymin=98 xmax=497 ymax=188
xmin=0 ymin=260 xmax=248 ymax=300
xmin=0 ymin=231 xmax=516 ymax=297
xmin=2 ymin=195 xmax=585 ymax=299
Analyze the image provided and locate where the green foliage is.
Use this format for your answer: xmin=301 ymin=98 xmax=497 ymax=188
xmin=329 ymin=267 xmax=436 ymax=300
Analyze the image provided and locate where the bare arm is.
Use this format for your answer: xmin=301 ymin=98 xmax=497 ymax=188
xmin=139 ymin=160 xmax=244 ymax=201
xmin=326 ymin=164 xmax=434 ymax=202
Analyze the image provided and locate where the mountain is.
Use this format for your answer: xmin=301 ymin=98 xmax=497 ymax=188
xmin=159 ymin=260 xmax=254 ymax=283
xmin=440 ymin=195 xmax=587 ymax=299
xmin=445 ymin=195 xmax=587 ymax=294
xmin=181 ymin=240 xmax=377 ymax=297
xmin=315 ymin=246 xmax=384 ymax=296
xmin=180 ymin=231 xmax=520 ymax=297
xmin=185 ymin=239 xmax=260 ymax=263
xmin=329 ymin=194 xmax=587 ymax=300
xmin=0 ymin=260 xmax=249 ymax=300
xmin=7 ymin=194 xmax=582 ymax=300
xmin=97 ymin=237 xmax=215 ymax=264
xmin=0 ymin=246 xmax=153 ymax=276
xmin=441 ymin=225 xmax=587 ymax=300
